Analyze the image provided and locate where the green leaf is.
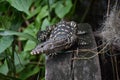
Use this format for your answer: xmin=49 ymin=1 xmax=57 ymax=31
xmin=7 ymin=0 xmax=34 ymax=15
xmin=0 ymin=36 xmax=13 ymax=53
xmin=41 ymin=18 xmax=50 ymax=31
xmin=27 ymin=6 xmax=42 ymax=19
xmin=0 ymin=60 xmax=8 ymax=75
xmin=6 ymin=55 xmax=16 ymax=76
xmin=24 ymin=40 xmax=36 ymax=52
xmin=19 ymin=66 xmax=40 ymax=80
xmin=0 ymin=16 xmax=12 ymax=30
xmin=23 ymin=23 xmax=37 ymax=37
xmin=14 ymin=52 xmax=29 ymax=73
xmin=0 ymin=53 xmax=7 ymax=60
xmin=55 ymin=0 xmax=72 ymax=18
xmin=0 ymin=30 xmax=37 ymax=42
xmin=36 ymin=5 xmax=48 ymax=22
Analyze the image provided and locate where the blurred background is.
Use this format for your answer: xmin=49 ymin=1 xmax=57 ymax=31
xmin=0 ymin=0 xmax=119 ymax=80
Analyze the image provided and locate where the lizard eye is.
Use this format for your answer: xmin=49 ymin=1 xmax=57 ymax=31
xmin=70 ymin=21 xmax=76 ymax=27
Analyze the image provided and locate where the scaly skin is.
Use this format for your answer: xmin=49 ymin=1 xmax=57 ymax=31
xmin=31 ymin=20 xmax=77 ymax=55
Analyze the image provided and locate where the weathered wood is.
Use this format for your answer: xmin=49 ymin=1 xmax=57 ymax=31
xmin=45 ymin=53 xmax=73 ymax=80
xmin=45 ymin=23 xmax=101 ymax=80
xmin=73 ymin=23 xmax=101 ymax=80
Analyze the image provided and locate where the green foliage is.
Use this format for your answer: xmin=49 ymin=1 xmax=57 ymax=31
xmin=0 ymin=30 xmax=37 ymax=42
xmin=55 ymin=0 xmax=72 ymax=18
xmin=0 ymin=73 xmax=20 ymax=80
xmin=0 ymin=0 xmax=73 ymax=79
xmin=7 ymin=0 xmax=34 ymax=15
xmin=0 ymin=36 xmax=13 ymax=54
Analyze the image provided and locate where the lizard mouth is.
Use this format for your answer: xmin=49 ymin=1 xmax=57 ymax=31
xmin=30 ymin=38 xmax=69 ymax=55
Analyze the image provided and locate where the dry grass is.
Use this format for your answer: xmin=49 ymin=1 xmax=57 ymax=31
xmin=100 ymin=3 xmax=120 ymax=49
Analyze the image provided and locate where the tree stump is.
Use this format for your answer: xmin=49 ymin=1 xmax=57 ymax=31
xmin=45 ymin=23 xmax=101 ymax=80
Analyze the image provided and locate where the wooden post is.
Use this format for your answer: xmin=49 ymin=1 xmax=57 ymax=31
xmin=45 ymin=23 xmax=101 ymax=80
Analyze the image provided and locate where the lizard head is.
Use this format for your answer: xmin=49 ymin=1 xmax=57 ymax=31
xmin=30 ymin=38 xmax=69 ymax=55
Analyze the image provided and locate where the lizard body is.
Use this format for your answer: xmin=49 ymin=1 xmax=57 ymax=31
xmin=31 ymin=20 xmax=86 ymax=55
